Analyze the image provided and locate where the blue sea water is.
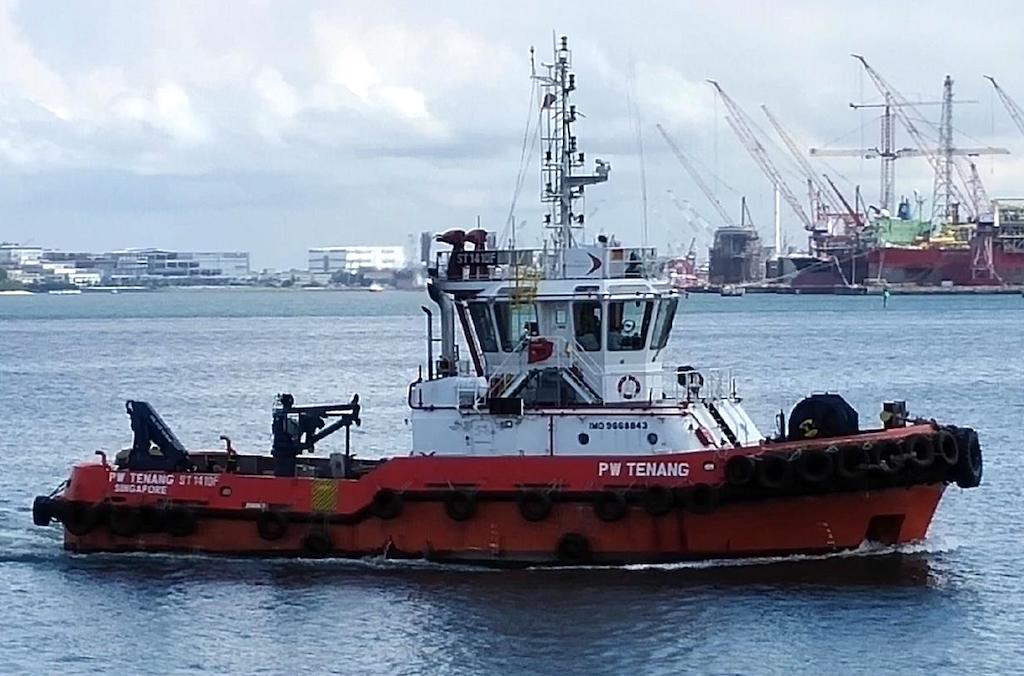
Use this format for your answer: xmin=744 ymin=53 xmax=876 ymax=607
xmin=0 ymin=290 xmax=1022 ymax=674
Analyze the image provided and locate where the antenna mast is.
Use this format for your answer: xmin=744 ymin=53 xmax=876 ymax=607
xmin=535 ymin=35 xmax=609 ymax=253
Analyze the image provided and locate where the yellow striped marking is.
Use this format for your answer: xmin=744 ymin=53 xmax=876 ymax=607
xmin=311 ymin=479 xmax=338 ymax=513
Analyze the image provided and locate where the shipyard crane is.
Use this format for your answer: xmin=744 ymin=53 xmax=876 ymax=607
xmin=968 ymin=161 xmax=991 ymax=217
xmin=852 ymin=56 xmax=1007 ymax=222
xmin=666 ymin=189 xmax=717 ymax=242
xmin=810 ymin=95 xmax=942 ymax=214
xmin=760 ymin=104 xmax=844 ymax=216
xmin=656 ymin=124 xmax=736 ymax=226
xmin=851 ymin=55 xmax=966 ymax=219
xmin=708 ymin=80 xmax=814 ymax=231
xmin=984 ymin=75 xmax=1024 ymax=138
xmin=823 ymin=174 xmax=865 ymax=228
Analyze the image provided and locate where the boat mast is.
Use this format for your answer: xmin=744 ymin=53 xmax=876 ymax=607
xmin=535 ymin=36 xmax=609 ymax=268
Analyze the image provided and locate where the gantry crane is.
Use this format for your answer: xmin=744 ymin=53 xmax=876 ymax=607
xmin=708 ymin=80 xmax=814 ymax=231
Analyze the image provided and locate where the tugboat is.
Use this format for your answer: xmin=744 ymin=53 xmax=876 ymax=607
xmin=32 ymin=37 xmax=983 ymax=566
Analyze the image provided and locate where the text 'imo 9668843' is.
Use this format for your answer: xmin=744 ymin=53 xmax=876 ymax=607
xmin=32 ymin=36 xmax=982 ymax=566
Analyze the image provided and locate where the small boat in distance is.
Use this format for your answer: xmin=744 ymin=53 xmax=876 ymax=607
xmin=720 ymin=284 xmax=746 ymax=297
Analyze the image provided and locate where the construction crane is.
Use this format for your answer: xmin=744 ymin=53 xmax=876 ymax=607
xmin=760 ymin=104 xmax=844 ymax=215
xmin=984 ymin=75 xmax=1024 ymax=138
xmin=810 ymin=95 xmax=943 ymax=214
xmin=708 ymin=80 xmax=814 ymax=231
xmin=656 ymin=124 xmax=736 ymax=226
xmin=851 ymin=55 xmax=1007 ymax=222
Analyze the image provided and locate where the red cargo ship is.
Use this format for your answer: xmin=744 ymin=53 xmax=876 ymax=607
xmin=31 ymin=37 xmax=983 ymax=566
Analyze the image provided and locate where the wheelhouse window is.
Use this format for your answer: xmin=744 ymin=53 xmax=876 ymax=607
xmin=493 ymin=301 xmax=537 ymax=352
xmin=573 ymin=300 xmax=602 ymax=351
xmin=650 ymin=298 xmax=678 ymax=351
xmin=468 ymin=302 xmax=499 ymax=352
xmin=607 ymin=300 xmax=653 ymax=351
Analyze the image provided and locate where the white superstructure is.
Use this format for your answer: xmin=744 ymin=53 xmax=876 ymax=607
xmin=408 ymin=37 xmax=762 ymax=458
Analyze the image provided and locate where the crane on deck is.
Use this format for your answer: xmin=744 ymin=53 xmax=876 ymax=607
xmin=984 ymin=75 xmax=1024 ymax=138
xmin=708 ymin=80 xmax=814 ymax=231
xmin=656 ymin=124 xmax=736 ymax=227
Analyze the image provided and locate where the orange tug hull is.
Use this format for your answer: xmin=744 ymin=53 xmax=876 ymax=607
xmin=45 ymin=423 xmax=973 ymax=566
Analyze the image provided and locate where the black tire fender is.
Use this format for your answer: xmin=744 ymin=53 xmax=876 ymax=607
xmin=906 ymin=435 xmax=936 ymax=469
xmin=836 ymin=444 xmax=869 ymax=480
xmin=32 ymin=496 xmax=54 ymax=527
xmin=63 ymin=502 xmax=99 ymax=536
xmin=256 ymin=510 xmax=289 ymax=541
xmin=795 ymin=449 xmax=834 ymax=485
xmin=593 ymin=491 xmax=628 ymax=522
xmin=517 ymin=490 xmax=553 ymax=522
xmin=954 ymin=428 xmax=983 ymax=489
xmin=642 ymin=486 xmax=675 ymax=517
xmin=756 ymin=453 xmax=792 ymax=490
xmin=725 ymin=455 xmax=756 ymax=487
xmin=163 ymin=506 xmax=198 ymax=537
xmin=683 ymin=484 xmax=719 ymax=515
xmin=444 ymin=491 xmax=477 ymax=522
xmin=373 ymin=489 xmax=403 ymax=520
xmin=302 ymin=529 xmax=333 ymax=557
xmin=556 ymin=532 xmax=592 ymax=563
xmin=936 ymin=429 xmax=959 ymax=467
xmin=107 ymin=505 xmax=143 ymax=537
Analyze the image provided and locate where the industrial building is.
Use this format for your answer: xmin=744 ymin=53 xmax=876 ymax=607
xmin=1 ymin=245 xmax=251 ymax=287
xmin=308 ymin=246 xmax=407 ymax=275
xmin=308 ymin=245 xmax=409 ymax=285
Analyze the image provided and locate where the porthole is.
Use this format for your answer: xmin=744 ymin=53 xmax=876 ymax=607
xmin=647 ymin=432 xmax=659 ymax=445
xmin=578 ymin=433 xmax=590 ymax=445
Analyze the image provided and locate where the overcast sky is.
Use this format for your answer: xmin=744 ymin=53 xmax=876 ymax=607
xmin=3 ymin=0 xmax=1024 ymax=268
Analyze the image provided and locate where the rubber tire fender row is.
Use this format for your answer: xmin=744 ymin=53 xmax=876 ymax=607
xmin=954 ymin=428 xmax=983 ymax=489
xmin=256 ymin=509 xmax=289 ymax=541
xmin=593 ymin=491 xmax=628 ymax=522
xmin=444 ymin=491 xmax=478 ymax=522
xmin=518 ymin=490 xmax=553 ymax=522
xmin=794 ymin=449 xmax=834 ymax=485
xmin=724 ymin=455 xmax=756 ymax=488
xmin=641 ymin=486 xmax=675 ymax=517
xmin=756 ymin=453 xmax=793 ymax=491
xmin=63 ymin=502 xmax=100 ymax=536
xmin=373 ymin=489 xmax=404 ymax=520
xmin=556 ymin=532 xmax=592 ymax=564
xmin=107 ymin=505 xmax=143 ymax=538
